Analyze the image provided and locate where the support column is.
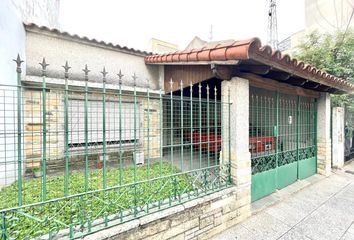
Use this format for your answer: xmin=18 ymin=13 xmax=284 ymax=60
xmin=221 ymin=77 xmax=251 ymax=220
xmin=317 ymin=93 xmax=332 ymax=175
xmin=332 ymin=107 xmax=345 ymax=168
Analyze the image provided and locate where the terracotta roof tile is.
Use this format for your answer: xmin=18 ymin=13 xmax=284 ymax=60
xmin=145 ymin=37 xmax=354 ymax=92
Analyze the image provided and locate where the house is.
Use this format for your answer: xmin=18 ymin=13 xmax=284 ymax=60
xmin=1 ymin=3 xmax=354 ymax=239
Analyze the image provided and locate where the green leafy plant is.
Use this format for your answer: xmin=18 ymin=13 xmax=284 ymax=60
xmin=31 ymin=166 xmax=41 ymax=173
xmin=294 ymin=30 xmax=354 ymax=132
xmin=0 ymin=162 xmax=195 ymax=239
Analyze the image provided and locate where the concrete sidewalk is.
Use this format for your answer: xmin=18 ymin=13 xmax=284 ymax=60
xmin=213 ymin=162 xmax=354 ymax=240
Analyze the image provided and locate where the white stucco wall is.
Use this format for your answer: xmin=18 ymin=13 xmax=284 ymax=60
xmin=25 ymin=29 xmax=161 ymax=90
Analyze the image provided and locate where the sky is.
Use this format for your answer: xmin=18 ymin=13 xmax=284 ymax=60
xmin=59 ymin=0 xmax=305 ymax=51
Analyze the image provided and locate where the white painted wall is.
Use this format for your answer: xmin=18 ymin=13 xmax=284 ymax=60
xmin=0 ymin=0 xmax=60 ymax=186
xmin=0 ymin=0 xmax=26 ymax=187
xmin=25 ymin=30 xmax=161 ymax=89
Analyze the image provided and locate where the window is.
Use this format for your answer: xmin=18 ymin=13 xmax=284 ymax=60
xmin=68 ymin=99 xmax=142 ymax=148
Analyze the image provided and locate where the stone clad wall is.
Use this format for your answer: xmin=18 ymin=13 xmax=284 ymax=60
xmin=317 ymin=92 xmax=332 ymax=175
xmin=84 ymin=187 xmax=250 ymax=240
xmin=24 ymin=88 xmax=64 ymax=169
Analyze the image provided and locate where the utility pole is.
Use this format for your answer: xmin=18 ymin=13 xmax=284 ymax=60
xmin=267 ymin=0 xmax=278 ymax=50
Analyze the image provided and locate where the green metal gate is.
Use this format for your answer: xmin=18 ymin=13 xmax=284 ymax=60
xmin=250 ymin=87 xmax=317 ymax=202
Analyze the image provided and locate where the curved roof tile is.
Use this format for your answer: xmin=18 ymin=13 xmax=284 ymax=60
xmin=145 ymin=38 xmax=354 ymax=92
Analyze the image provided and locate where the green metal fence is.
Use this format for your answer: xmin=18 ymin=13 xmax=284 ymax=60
xmin=0 ymin=56 xmax=232 ymax=239
xmin=250 ymin=87 xmax=317 ymax=201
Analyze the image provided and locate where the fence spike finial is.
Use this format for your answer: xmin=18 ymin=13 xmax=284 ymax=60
xmin=39 ymin=57 xmax=49 ymax=76
xmin=214 ymin=85 xmax=218 ymax=96
xmin=117 ymin=70 xmax=124 ymax=85
xmin=83 ymin=64 xmax=90 ymax=81
xmin=132 ymin=73 xmax=137 ymax=86
xmin=62 ymin=61 xmax=71 ymax=78
xmin=169 ymin=78 xmax=174 ymax=91
xmin=198 ymin=82 xmax=202 ymax=95
xmin=101 ymin=67 xmax=108 ymax=82
xmin=180 ymin=80 xmax=183 ymax=90
xmin=13 ymin=54 xmax=24 ymax=73
xmin=206 ymin=84 xmax=210 ymax=95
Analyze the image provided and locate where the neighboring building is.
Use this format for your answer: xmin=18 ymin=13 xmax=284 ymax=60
xmin=278 ymin=30 xmax=305 ymax=54
xmin=0 ymin=0 xmax=60 ymax=186
xmin=0 ymin=0 xmax=60 ymax=82
xmin=185 ymin=36 xmax=235 ymax=50
xmin=305 ymin=0 xmax=354 ymax=33
xmin=279 ymin=0 xmax=354 ymax=53
xmin=185 ymin=36 xmax=208 ymax=50
xmin=150 ymin=38 xmax=178 ymax=54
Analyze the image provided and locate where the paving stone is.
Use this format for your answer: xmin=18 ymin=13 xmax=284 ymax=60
xmin=341 ymin=222 xmax=354 ymax=240
xmin=212 ymin=223 xmax=255 ymax=240
xmin=264 ymin=201 xmax=308 ymax=227
xmin=213 ymin=165 xmax=354 ymax=240
xmin=240 ymin=212 xmax=289 ymax=240
xmin=294 ymin=202 xmax=353 ymax=240
xmin=278 ymin=228 xmax=312 ymax=240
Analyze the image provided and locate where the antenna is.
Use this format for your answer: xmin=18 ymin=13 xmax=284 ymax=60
xmin=209 ymin=24 xmax=213 ymax=41
xmin=267 ymin=0 xmax=278 ymax=50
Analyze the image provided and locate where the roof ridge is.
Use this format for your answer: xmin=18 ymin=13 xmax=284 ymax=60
xmin=24 ymin=22 xmax=151 ymax=56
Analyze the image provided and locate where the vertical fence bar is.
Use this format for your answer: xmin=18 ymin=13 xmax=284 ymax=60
xmin=14 ymin=55 xmax=23 ymax=206
xmin=83 ymin=65 xmax=90 ymax=192
xmin=180 ymin=80 xmax=184 ymax=171
xmin=189 ymin=83 xmax=193 ymax=170
xmin=1 ymin=212 xmax=7 ymax=239
xmin=63 ymin=62 xmax=70 ymax=196
xmin=159 ymin=88 xmax=163 ymax=176
xmin=228 ymin=87 xmax=231 ymax=184
xmin=118 ymin=71 xmax=123 ymax=185
xmin=314 ymin=99 xmax=318 ymax=169
xmin=207 ymin=85 xmax=210 ymax=168
xmin=219 ymin=85 xmax=223 ymax=169
xmin=275 ymin=92 xmax=279 ymax=186
xmin=296 ymin=96 xmax=300 ymax=178
xmin=40 ymin=58 xmax=49 ymax=202
xmin=133 ymin=73 xmax=138 ymax=216
xmin=147 ymin=79 xmax=151 ymax=179
xmin=256 ymin=96 xmax=259 ymax=157
xmin=214 ymin=87 xmax=218 ymax=166
xmin=198 ymin=83 xmax=202 ymax=168
xmin=102 ymin=68 xmax=108 ymax=189
xmin=169 ymin=79 xmax=174 ymax=173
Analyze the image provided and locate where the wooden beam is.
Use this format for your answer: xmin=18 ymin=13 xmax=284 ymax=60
xmin=237 ymin=64 xmax=271 ymax=75
xmin=236 ymin=72 xmax=320 ymax=98
xmin=263 ymin=71 xmax=291 ymax=81
xmin=211 ymin=64 xmax=232 ymax=80
xmin=164 ymin=65 xmax=214 ymax=92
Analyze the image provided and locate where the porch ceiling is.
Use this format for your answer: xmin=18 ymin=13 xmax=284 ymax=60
xmin=145 ymin=38 xmax=354 ymax=94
